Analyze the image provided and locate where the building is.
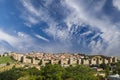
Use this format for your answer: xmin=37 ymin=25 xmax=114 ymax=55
xmin=7 ymin=52 xmax=118 ymax=66
xmin=108 ymin=74 xmax=120 ymax=80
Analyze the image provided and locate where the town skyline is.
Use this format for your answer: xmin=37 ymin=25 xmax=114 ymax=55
xmin=0 ymin=51 xmax=119 ymax=80
xmin=0 ymin=52 xmax=118 ymax=66
xmin=0 ymin=51 xmax=119 ymax=56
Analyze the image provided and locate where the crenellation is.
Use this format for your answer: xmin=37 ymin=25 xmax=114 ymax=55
xmin=77 ymin=59 xmax=82 ymax=65
xmin=103 ymin=58 xmax=109 ymax=64
xmin=4 ymin=52 xmax=118 ymax=66
xmin=112 ymin=57 xmax=117 ymax=63
xmin=82 ymin=58 xmax=90 ymax=65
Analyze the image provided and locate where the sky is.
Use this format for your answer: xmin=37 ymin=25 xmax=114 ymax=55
xmin=0 ymin=0 xmax=120 ymax=55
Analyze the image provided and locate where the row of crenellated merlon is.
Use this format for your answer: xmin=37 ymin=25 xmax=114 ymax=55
xmin=0 ymin=53 xmax=9 ymax=57
xmin=9 ymin=52 xmax=118 ymax=66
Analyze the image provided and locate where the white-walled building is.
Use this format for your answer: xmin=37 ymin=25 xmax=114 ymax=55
xmin=108 ymin=74 xmax=120 ymax=80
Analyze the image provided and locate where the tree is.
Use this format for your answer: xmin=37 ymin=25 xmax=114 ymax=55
xmin=0 ymin=64 xmax=99 ymax=80
xmin=113 ymin=61 xmax=120 ymax=74
xmin=64 ymin=65 xmax=97 ymax=80
xmin=41 ymin=64 xmax=65 ymax=80
xmin=100 ymin=63 xmax=110 ymax=77
xmin=6 ymin=62 xmax=10 ymax=65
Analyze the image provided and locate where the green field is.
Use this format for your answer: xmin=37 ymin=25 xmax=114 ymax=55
xmin=0 ymin=56 xmax=14 ymax=64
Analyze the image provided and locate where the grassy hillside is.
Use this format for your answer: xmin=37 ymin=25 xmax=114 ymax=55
xmin=0 ymin=56 xmax=14 ymax=64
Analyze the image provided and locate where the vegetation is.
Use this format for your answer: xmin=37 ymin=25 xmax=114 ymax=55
xmin=0 ymin=64 xmax=99 ymax=80
xmin=113 ymin=61 xmax=120 ymax=74
xmin=0 ymin=56 xmax=14 ymax=64
xmin=99 ymin=63 xmax=110 ymax=76
xmin=64 ymin=65 xmax=97 ymax=80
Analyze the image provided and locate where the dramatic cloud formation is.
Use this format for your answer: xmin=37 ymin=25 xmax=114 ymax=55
xmin=62 ymin=0 xmax=120 ymax=55
xmin=0 ymin=0 xmax=120 ymax=55
xmin=18 ymin=0 xmax=120 ymax=55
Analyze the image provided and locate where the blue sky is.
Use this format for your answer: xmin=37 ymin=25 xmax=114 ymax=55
xmin=0 ymin=0 xmax=120 ymax=55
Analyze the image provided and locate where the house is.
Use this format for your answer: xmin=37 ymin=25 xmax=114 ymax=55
xmin=108 ymin=74 xmax=120 ymax=80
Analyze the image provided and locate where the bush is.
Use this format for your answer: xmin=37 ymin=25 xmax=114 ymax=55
xmin=0 ymin=65 xmax=98 ymax=80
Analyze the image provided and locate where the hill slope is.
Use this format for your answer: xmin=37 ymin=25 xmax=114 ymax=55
xmin=0 ymin=56 xmax=14 ymax=64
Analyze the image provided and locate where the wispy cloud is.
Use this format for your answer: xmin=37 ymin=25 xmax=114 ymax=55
xmin=0 ymin=29 xmax=40 ymax=52
xmin=20 ymin=0 xmax=70 ymax=41
xmin=113 ymin=0 xmax=120 ymax=11
xmin=35 ymin=34 xmax=49 ymax=42
xmin=63 ymin=0 xmax=120 ymax=55
xmin=20 ymin=0 xmax=40 ymax=17
xmin=0 ymin=30 xmax=18 ymax=47
xmin=19 ymin=0 xmax=120 ymax=55
xmin=20 ymin=0 xmax=54 ymax=26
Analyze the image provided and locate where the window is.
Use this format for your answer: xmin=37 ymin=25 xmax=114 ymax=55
xmin=93 ymin=59 xmax=96 ymax=61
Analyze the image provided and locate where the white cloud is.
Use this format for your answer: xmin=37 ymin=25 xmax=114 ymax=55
xmin=19 ymin=0 xmax=120 ymax=55
xmin=17 ymin=32 xmax=26 ymax=38
xmin=81 ymin=31 xmax=92 ymax=36
xmin=0 ymin=30 xmax=18 ymax=47
xmin=91 ymin=33 xmax=100 ymax=40
xmin=19 ymin=6 xmax=72 ymax=52
xmin=0 ymin=29 xmax=40 ymax=52
xmin=113 ymin=0 xmax=120 ymax=11
xmin=21 ymin=0 xmax=40 ymax=17
xmin=35 ymin=34 xmax=49 ymax=42
xmin=20 ymin=0 xmax=41 ymax=26
xmin=20 ymin=0 xmax=54 ymax=26
xmin=0 ymin=29 xmax=71 ymax=53
xmin=20 ymin=0 xmax=70 ymax=42
xmin=104 ymin=32 xmax=120 ymax=55
xmin=26 ymin=16 xmax=39 ymax=25
xmin=63 ymin=0 xmax=120 ymax=55
xmin=89 ymin=40 xmax=103 ymax=54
